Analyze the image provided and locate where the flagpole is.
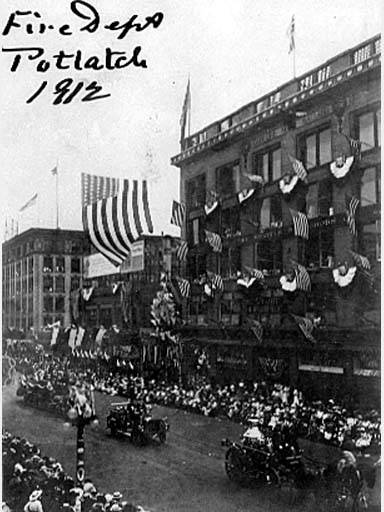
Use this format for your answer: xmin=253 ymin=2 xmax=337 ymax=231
xmin=293 ymin=46 xmax=296 ymax=79
xmin=187 ymin=75 xmax=191 ymax=138
xmin=55 ymin=160 xmax=60 ymax=230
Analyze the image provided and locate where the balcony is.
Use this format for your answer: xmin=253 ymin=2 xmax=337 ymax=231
xmin=171 ymin=35 xmax=380 ymax=166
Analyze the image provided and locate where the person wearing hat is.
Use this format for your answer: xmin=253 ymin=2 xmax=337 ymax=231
xmin=24 ymin=489 xmax=44 ymax=512
xmin=112 ymin=491 xmax=123 ymax=502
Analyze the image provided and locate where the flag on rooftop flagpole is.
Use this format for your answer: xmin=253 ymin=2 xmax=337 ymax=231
xmin=287 ymin=15 xmax=295 ymax=54
xmin=81 ymin=173 xmax=154 ymax=266
xmin=170 ymin=200 xmax=186 ymax=228
xmin=180 ymin=77 xmax=191 ymax=141
xmin=51 ymin=166 xmax=58 ymax=175
xmin=19 ymin=193 xmax=38 ymax=212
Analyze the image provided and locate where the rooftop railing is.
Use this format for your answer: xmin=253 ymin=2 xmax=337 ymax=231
xmin=172 ymin=35 xmax=380 ymax=164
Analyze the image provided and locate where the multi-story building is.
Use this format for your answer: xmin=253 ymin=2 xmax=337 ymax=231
xmin=172 ymin=35 xmax=380 ymax=402
xmin=2 ymin=228 xmax=88 ymax=332
xmin=82 ymin=235 xmax=181 ymax=331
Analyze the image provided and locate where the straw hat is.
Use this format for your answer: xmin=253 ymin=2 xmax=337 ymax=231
xmin=29 ymin=490 xmax=43 ymax=501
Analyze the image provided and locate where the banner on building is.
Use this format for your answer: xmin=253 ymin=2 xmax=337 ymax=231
xmin=84 ymin=241 xmax=145 ymax=278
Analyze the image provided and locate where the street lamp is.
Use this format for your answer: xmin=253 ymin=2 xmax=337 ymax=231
xmin=65 ymin=382 xmax=98 ymax=487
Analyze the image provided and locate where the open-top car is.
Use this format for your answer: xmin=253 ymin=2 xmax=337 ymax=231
xmin=106 ymin=401 xmax=169 ymax=445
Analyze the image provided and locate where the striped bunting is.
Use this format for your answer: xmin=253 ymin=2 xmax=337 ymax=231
xmin=176 ymin=278 xmax=191 ymax=298
xmin=350 ymin=250 xmax=371 ymax=270
xmin=170 ymin=200 xmax=185 ymax=228
xmin=176 ymin=240 xmax=188 ymax=261
xmin=237 ymin=276 xmax=257 ymax=288
xmin=288 ymin=156 xmax=307 ymax=180
xmin=207 ymin=272 xmax=223 ymax=292
xmin=82 ymin=174 xmax=153 ymax=266
xmin=290 ymin=209 xmax=309 ymax=239
xmin=205 ymin=230 xmax=222 ymax=252
xmin=346 ymin=196 xmax=359 ymax=236
xmin=295 ymin=264 xmax=311 ymax=292
xmin=237 ymin=188 xmax=255 ymax=204
xmin=292 ymin=315 xmax=316 ymax=344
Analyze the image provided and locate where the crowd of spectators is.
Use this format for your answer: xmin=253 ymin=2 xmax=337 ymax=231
xmin=2 ymin=430 xmax=151 ymax=512
xmin=9 ymin=341 xmax=380 ymax=455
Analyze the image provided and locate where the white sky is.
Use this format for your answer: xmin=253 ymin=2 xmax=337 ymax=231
xmin=0 ymin=0 xmax=381 ymax=237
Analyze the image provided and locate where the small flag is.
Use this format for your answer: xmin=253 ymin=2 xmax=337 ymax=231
xmin=212 ymin=273 xmax=223 ymax=292
xmin=350 ymin=250 xmax=371 ymax=270
xmin=288 ymin=155 xmax=307 ymax=180
xmin=176 ymin=240 xmax=188 ymax=261
xmin=295 ymin=264 xmax=311 ymax=292
xmin=249 ymin=319 xmax=263 ymax=343
xmin=205 ymin=230 xmax=222 ymax=253
xmin=290 ymin=209 xmax=309 ymax=239
xmin=243 ymin=266 xmax=264 ymax=281
xmin=170 ymin=200 xmax=186 ymax=228
xmin=292 ymin=315 xmax=316 ymax=343
xmin=237 ymin=189 xmax=255 ymax=204
xmin=112 ymin=282 xmax=122 ymax=294
xmin=346 ymin=135 xmax=362 ymax=159
xmin=51 ymin=166 xmax=58 ymax=176
xmin=19 ymin=193 xmax=38 ymax=212
xmin=176 ymin=277 xmax=191 ymax=298
xmin=180 ymin=78 xmax=191 ymax=141
xmin=287 ymin=15 xmax=295 ymax=54
xmin=346 ymin=196 xmax=360 ymax=236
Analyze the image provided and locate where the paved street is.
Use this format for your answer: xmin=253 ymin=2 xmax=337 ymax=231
xmin=2 ymin=382 xmax=379 ymax=512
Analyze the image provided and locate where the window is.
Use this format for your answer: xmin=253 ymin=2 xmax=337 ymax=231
xmin=318 ymin=181 xmax=333 ymax=216
xmin=252 ymin=146 xmax=281 ymax=182
xmin=357 ymin=108 xmax=381 ymax=150
xmin=43 ymin=275 xmax=53 ymax=293
xmin=306 ymin=227 xmax=334 ymax=268
xmin=216 ymin=161 xmax=239 ymax=197
xmin=55 ymin=257 xmax=65 ymax=273
xmin=361 ymin=221 xmax=380 ymax=262
xmin=361 ymin=167 xmax=380 ymax=206
xmin=43 ymin=295 xmax=53 ymax=313
xmin=299 ymin=127 xmax=331 ymax=169
xmin=187 ymin=218 xmax=200 ymax=246
xmin=55 ymin=295 xmax=65 ymax=312
xmin=257 ymin=239 xmax=282 ymax=271
xmin=187 ymin=254 xmax=206 ymax=280
xmin=43 ymin=256 xmax=53 ymax=273
xmin=55 ymin=275 xmax=65 ymax=293
xmin=71 ymin=257 xmax=81 ymax=273
xmin=221 ymin=246 xmax=241 ymax=278
xmin=186 ymin=174 xmax=206 ymax=209
xmin=259 ymin=196 xmax=282 ymax=229
xmin=222 ymin=207 xmax=240 ymax=238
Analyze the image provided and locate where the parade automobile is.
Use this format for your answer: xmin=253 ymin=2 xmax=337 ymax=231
xmin=106 ymin=401 xmax=169 ymax=445
xmin=17 ymin=377 xmax=69 ymax=417
xmin=222 ymin=418 xmax=304 ymax=488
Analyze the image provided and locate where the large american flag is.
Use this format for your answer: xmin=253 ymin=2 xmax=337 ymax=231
xmin=205 ymin=230 xmax=222 ymax=252
xmin=295 ymin=264 xmax=311 ymax=292
xmin=290 ymin=209 xmax=309 ymax=239
xmin=170 ymin=200 xmax=185 ymax=228
xmin=176 ymin=240 xmax=188 ymax=261
xmin=289 ymin=155 xmax=307 ymax=180
xmin=82 ymin=173 xmax=153 ymax=266
xmin=346 ymin=196 xmax=359 ymax=236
